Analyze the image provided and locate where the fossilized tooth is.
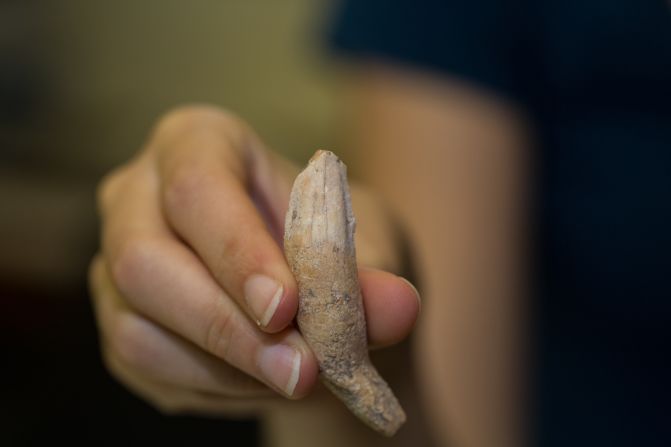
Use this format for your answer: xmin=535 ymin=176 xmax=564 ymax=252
xmin=284 ymin=150 xmax=406 ymax=436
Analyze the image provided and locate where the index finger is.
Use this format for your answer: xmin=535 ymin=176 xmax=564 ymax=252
xmin=153 ymin=107 xmax=298 ymax=333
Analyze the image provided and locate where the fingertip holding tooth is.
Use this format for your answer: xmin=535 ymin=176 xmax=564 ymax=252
xmin=258 ymin=344 xmax=301 ymax=397
xmin=397 ymin=276 xmax=421 ymax=311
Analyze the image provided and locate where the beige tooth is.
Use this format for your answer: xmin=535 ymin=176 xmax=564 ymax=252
xmin=284 ymin=150 xmax=406 ymax=437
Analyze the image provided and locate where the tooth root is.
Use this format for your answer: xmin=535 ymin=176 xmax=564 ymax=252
xmin=284 ymin=150 xmax=406 ymax=437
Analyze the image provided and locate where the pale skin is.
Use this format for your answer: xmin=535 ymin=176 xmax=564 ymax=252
xmin=90 ymin=63 xmax=530 ymax=447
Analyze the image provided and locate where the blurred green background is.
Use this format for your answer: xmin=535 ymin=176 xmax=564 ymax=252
xmin=1 ymin=0 xmax=341 ymax=290
xmin=1 ymin=1 xmax=342 ymax=445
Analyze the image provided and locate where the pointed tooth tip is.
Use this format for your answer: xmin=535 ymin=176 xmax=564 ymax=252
xmin=310 ymin=149 xmax=331 ymax=160
xmin=309 ymin=149 xmax=339 ymax=164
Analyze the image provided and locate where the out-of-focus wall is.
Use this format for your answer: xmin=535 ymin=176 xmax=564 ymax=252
xmin=44 ymin=0 xmax=340 ymax=171
xmin=0 ymin=0 xmax=341 ymax=289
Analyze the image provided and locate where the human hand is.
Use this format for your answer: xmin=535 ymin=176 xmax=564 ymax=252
xmin=89 ymin=105 xmax=420 ymax=415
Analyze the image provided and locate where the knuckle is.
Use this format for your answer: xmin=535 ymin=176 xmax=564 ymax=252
xmin=109 ymin=315 xmax=154 ymax=373
xmin=110 ymin=236 xmax=157 ymax=298
xmin=152 ymin=104 xmax=249 ymax=172
xmin=96 ymin=166 xmax=129 ymax=214
xmin=154 ymin=104 xmax=242 ymax=140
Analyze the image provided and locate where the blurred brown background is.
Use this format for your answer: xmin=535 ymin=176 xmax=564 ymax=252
xmin=1 ymin=1 xmax=341 ymax=445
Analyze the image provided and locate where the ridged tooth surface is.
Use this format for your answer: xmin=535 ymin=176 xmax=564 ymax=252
xmin=284 ymin=150 xmax=406 ymax=437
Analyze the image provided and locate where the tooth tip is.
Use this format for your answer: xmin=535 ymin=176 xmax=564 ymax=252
xmin=309 ymin=149 xmax=341 ymax=165
xmin=309 ymin=150 xmax=327 ymax=163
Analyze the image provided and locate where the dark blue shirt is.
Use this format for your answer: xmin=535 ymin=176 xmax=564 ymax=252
xmin=330 ymin=1 xmax=671 ymax=445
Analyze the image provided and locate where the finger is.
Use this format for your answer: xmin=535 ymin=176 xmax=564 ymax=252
xmin=104 ymin=349 xmax=268 ymax=417
xmin=98 ymin=166 xmax=318 ymax=399
xmin=359 ymin=267 xmax=421 ymax=349
xmin=155 ymin=109 xmax=297 ymax=333
xmin=90 ymin=256 xmax=272 ymax=398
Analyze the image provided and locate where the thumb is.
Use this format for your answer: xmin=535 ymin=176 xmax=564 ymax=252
xmin=359 ymin=267 xmax=421 ymax=349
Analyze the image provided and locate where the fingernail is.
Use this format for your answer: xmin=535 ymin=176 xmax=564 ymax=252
xmin=257 ymin=344 xmax=301 ymax=397
xmin=398 ymin=276 xmax=421 ymax=311
xmin=244 ymin=274 xmax=284 ymax=327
